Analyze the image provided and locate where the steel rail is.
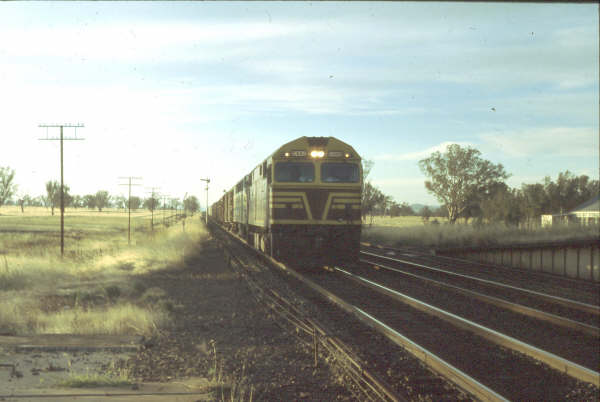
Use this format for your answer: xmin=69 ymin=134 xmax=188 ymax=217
xmin=361 ymin=250 xmax=600 ymax=316
xmin=210 ymin=222 xmax=401 ymax=402
xmin=335 ymin=267 xmax=600 ymax=388
xmin=257 ymin=259 xmax=508 ymax=401
xmin=360 ymin=256 xmax=599 ymax=337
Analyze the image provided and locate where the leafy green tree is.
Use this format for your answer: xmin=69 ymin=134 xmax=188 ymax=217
xmin=544 ymin=171 xmax=598 ymax=213
xmin=95 ymin=190 xmax=110 ymax=212
xmin=480 ymin=183 xmax=524 ymax=225
xmin=520 ymin=183 xmax=548 ymax=225
xmin=0 ymin=166 xmax=17 ymax=210
xmin=419 ymin=144 xmax=509 ymax=223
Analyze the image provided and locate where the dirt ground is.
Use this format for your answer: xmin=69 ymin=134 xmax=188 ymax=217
xmin=123 ymin=237 xmax=354 ymax=400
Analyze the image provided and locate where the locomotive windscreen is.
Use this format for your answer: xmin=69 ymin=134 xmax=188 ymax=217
xmin=321 ymin=163 xmax=359 ymax=183
xmin=275 ymin=162 xmax=315 ymax=182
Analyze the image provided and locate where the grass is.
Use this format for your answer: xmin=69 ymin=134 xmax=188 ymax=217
xmin=0 ymin=206 xmax=208 ymax=336
xmin=362 ymin=215 xmax=599 ymax=249
xmin=58 ymin=360 xmax=134 ymax=388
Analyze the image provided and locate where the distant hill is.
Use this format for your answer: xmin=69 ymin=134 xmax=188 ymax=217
xmin=410 ymin=204 xmax=439 ymax=214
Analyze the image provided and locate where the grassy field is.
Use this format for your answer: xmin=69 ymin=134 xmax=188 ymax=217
xmin=362 ymin=215 xmax=599 ymax=249
xmin=0 ymin=206 xmax=207 ymax=336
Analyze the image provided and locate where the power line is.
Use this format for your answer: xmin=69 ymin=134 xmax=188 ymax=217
xmin=38 ymin=123 xmax=85 ymax=258
xmin=119 ymin=176 xmax=142 ymax=246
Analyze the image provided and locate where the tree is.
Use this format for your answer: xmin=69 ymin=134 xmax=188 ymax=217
xmin=17 ymin=194 xmax=31 ymax=213
xmin=71 ymin=195 xmax=84 ymax=209
xmin=0 ymin=166 xmax=17 ymax=210
xmin=360 ymin=160 xmax=385 ymax=224
xmin=544 ymin=171 xmax=598 ymax=214
xmin=184 ymin=195 xmax=199 ymax=215
xmin=83 ymin=194 xmax=97 ymax=209
xmin=95 ymin=190 xmax=110 ymax=212
xmin=129 ymin=196 xmax=142 ymax=210
xmin=362 ymin=182 xmax=386 ymax=225
xmin=45 ymin=181 xmax=59 ymax=216
xmin=419 ymin=144 xmax=509 ymax=223
xmin=480 ymin=183 xmax=524 ymax=226
xmin=144 ymin=195 xmax=159 ymax=212
xmin=45 ymin=181 xmax=72 ymax=216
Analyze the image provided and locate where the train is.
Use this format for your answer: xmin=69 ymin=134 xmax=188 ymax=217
xmin=210 ymin=136 xmax=362 ymax=267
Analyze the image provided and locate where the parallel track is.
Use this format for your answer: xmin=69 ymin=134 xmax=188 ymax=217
xmin=360 ymin=250 xmax=600 ymax=336
xmin=209 ymin=223 xmax=599 ymax=400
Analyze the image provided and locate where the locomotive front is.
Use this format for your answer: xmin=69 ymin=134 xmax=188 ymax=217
xmin=270 ymin=136 xmax=362 ymax=266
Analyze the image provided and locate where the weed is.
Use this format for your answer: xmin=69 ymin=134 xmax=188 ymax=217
xmin=58 ymin=365 xmax=133 ymax=388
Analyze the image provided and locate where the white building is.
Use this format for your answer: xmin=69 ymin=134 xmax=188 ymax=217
xmin=541 ymin=194 xmax=600 ymax=226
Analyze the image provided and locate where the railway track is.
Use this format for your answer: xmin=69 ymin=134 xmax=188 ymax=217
xmin=361 ymin=243 xmax=600 ymax=307
xmin=359 ymin=249 xmax=600 ymax=334
xmin=210 ymin=224 xmax=599 ymax=400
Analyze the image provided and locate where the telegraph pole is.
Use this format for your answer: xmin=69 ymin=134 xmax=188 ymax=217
xmin=119 ymin=176 xmax=142 ymax=245
xmin=200 ymin=178 xmax=210 ymax=224
xmin=39 ymin=123 xmax=85 ymax=258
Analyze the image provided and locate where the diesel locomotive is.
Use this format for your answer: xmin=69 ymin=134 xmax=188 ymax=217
xmin=211 ymin=136 xmax=362 ymax=267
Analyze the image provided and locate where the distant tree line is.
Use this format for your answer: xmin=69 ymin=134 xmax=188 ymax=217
xmin=361 ymin=144 xmax=598 ymax=227
xmin=0 ymin=170 xmax=200 ymax=216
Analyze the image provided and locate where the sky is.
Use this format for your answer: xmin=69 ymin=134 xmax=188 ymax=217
xmin=1 ymin=2 xmax=598 ymax=208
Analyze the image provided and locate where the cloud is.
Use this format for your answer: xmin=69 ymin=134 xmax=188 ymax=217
xmin=375 ymin=141 xmax=474 ymax=161
xmin=480 ymin=127 xmax=598 ymax=157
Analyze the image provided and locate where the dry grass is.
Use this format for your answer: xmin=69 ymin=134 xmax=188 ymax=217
xmin=362 ymin=215 xmax=599 ymax=249
xmin=0 ymin=208 xmax=208 ymax=336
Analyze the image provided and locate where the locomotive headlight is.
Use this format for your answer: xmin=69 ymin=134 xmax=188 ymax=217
xmin=284 ymin=152 xmax=290 ymax=157
xmin=310 ymin=150 xmax=325 ymax=158
xmin=344 ymin=153 xmax=351 ymax=158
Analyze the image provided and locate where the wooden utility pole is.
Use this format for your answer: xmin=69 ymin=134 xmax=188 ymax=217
xmin=119 ymin=176 xmax=142 ymax=245
xmin=39 ymin=123 xmax=84 ymax=258
xmin=200 ymin=178 xmax=210 ymax=224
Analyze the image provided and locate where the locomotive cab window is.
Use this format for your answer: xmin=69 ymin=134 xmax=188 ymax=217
xmin=321 ymin=163 xmax=359 ymax=183
xmin=275 ymin=162 xmax=315 ymax=182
